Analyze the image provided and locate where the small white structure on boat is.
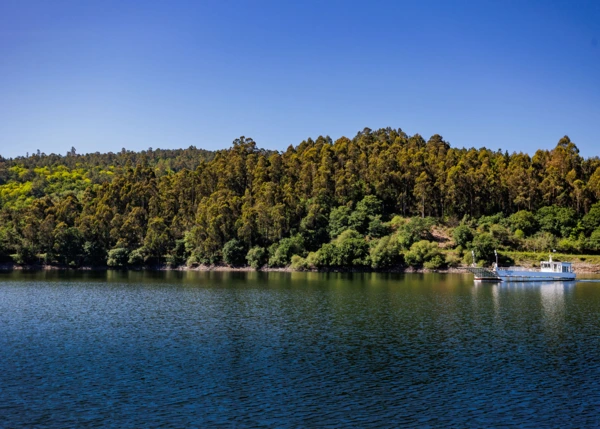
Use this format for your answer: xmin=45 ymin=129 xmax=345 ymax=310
xmin=467 ymin=253 xmax=575 ymax=282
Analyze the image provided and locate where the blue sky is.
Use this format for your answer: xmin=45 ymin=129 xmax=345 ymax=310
xmin=1 ymin=0 xmax=599 ymax=158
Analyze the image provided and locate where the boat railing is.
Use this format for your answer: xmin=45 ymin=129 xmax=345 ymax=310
xmin=496 ymin=266 xmax=539 ymax=272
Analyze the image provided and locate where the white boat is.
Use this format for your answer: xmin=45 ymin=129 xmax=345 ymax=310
xmin=466 ymin=253 xmax=576 ymax=282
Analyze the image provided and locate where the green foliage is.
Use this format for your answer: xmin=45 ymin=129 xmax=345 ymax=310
xmin=588 ymin=228 xmax=600 ymax=251
xmin=331 ymin=230 xmax=370 ymax=267
xmin=582 ymin=203 xmax=600 ymax=234
xmin=290 ymin=254 xmax=310 ymax=271
xmin=53 ymin=225 xmax=84 ymax=266
xmin=246 ymin=246 xmax=267 ymax=269
xmin=522 ymin=232 xmax=557 ymax=253
xmin=477 ymin=213 xmax=505 ymax=231
xmin=507 ymin=210 xmax=537 ymax=236
xmin=471 ymin=233 xmax=498 ymax=262
xmin=404 ymin=240 xmax=444 ymax=268
xmin=369 ymin=235 xmax=402 ymax=269
xmin=107 ymin=248 xmax=129 ymax=268
xmin=166 ymin=239 xmax=187 ymax=267
xmin=347 ymin=195 xmax=383 ymax=235
xmin=556 ymin=237 xmax=583 ymax=254
xmin=397 ymin=217 xmax=435 ymax=249
xmin=128 ymin=248 xmax=146 ymax=266
xmin=2 ymin=130 xmax=600 ymax=270
xmin=222 ymin=239 xmax=246 ymax=266
xmin=268 ymin=235 xmax=305 ymax=267
xmin=367 ymin=216 xmax=391 ymax=238
xmin=328 ymin=205 xmax=351 ymax=238
xmin=444 ymin=250 xmax=462 ymax=268
xmin=452 ymin=224 xmax=474 ymax=248
xmin=309 ymin=230 xmax=370 ymax=268
xmin=83 ymin=241 xmax=107 ymax=266
xmin=536 ymin=206 xmax=577 ymax=238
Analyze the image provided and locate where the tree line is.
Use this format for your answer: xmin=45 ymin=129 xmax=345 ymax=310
xmin=1 ymin=127 xmax=600 ymax=269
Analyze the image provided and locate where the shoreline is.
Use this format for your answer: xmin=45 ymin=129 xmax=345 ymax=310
xmin=2 ymin=262 xmax=600 ymax=274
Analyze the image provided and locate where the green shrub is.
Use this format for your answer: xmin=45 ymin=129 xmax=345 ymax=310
xmin=331 ymin=229 xmax=370 ymax=267
xmin=557 ymin=238 xmax=581 ymax=254
xmin=471 ymin=233 xmax=498 ymax=262
xmin=404 ymin=240 xmax=444 ymax=268
xmin=582 ymin=203 xmax=600 ymax=234
xmin=370 ymin=235 xmax=402 ymax=269
xmin=587 ymin=228 xmax=600 ymax=251
xmin=508 ymin=210 xmax=537 ymax=236
xmin=452 ymin=224 xmax=473 ymax=248
xmin=128 ymin=248 xmax=146 ymax=266
xmin=367 ymin=216 xmax=390 ymax=238
xmin=290 ymin=254 xmax=310 ymax=271
xmin=444 ymin=251 xmax=462 ymax=268
xmin=423 ymin=255 xmax=445 ymax=270
xmin=397 ymin=217 xmax=435 ymax=249
xmin=522 ymin=231 xmax=557 ymax=253
xmin=107 ymin=248 xmax=129 ymax=268
xmin=477 ymin=213 xmax=505 ymax=231
xmin=246 ymin=246 xmax=267 ymax=270
xmin=166 ymin=239 xmax=187 ymax=267
xmin=222 ymin=239 xmax=246 ymax=266
xmin=268 ymin=235 xmax=305 ymax=267
xmin=329 ymin=205 xmax=352 ymax=238
xmin=536 ymin=206 xmax=577 ymax=238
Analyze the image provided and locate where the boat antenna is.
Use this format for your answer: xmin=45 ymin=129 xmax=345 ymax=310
xmin=494 ymin=249 xmax=498 ymax=268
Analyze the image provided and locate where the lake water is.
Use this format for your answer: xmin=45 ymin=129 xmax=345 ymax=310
xmin=1 ymin=270 xmax=599 ymax=428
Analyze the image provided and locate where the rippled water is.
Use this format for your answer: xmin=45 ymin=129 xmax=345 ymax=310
xmin=1 ymin=271 xmax=599 ymax=427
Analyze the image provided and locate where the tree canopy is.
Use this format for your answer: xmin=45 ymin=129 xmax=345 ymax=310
xmin=1 ymin=128 xmax=599 ymax=269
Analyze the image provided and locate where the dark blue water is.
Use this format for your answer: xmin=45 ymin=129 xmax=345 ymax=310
xmin=1 ymin=271 xmax=599 ymax=427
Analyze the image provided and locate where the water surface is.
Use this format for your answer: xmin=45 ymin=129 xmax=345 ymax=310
xmin=1 ymin=271 xmax=599 ymax=427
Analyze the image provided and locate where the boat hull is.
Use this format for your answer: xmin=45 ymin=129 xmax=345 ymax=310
xmin=467 ymin=267 xmax=576 ymax=282
xmin=495 ymin=270 xmax=575 ymax=282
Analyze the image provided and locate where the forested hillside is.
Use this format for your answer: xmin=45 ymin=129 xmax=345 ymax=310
xmin=1 ymin=127 xmax=600 ymax=270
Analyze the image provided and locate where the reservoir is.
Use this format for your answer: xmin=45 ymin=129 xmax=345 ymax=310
xmin=1 ymin=271 xmax=599 ymax=427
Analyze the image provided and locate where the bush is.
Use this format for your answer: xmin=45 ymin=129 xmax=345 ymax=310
xmin=222 ymin=239 xmax=246 ymax=266
xmin=582 ymin=203 xmax=600 ymax=234
xmin=84 ymin=241 xmax=107 ymax=266
xmin=536 ymin=206 xmax=577 ymax=238
xmin=557 ymin=238 xmax=581 ymax=254
xmin=522 ymin=231 xmax=557 ymax=253
xmin=397 ymin=217 xmax=435 ymax=249
xmin=166 ymin=239 xmax=187 ymax=267
xmin=290 ymin=255 xmax=310 ymax=271
xmin=444 ymin=251 xmax=462 ymax=268
xmin=331 ymin=229 xmax=370 ymax=267
xmin=587 ymin=228 xmax=600 ymax=251
xmin=452 ymin=224 xmax=473 ymax=248
xmin=53 ymin=226 xmax=84 ymax=266
xmin=329 ymin=205 xmax=352 ymax=238
xmin=370 ymin=235 xmax=402 ymax=269
xmin=404 ymin=240 xmax=444 ymax=268
xmin=246 ymin=246 xmax=267 ymax=270
xmin=423 ymin=255 xmax=445 ymax=270
xmin=268 ymin=235 xmax=305 ymax=267
xmin=508 ymin=210 xmax=537 ymax=236
xmin=490 ymin=224 xmax=512 ymax=246
xmin=348 ymin=196 xmax=383 ymax=235
xmin=128 ymin=247 xmax=146 ymax=266
xmin=107 ymin=248 xmax=129 ymax=268
xmin=477 ymin=213 xmax=505 ymax=231
xmin=471 ymin=233 xmax=498 ymax=262
xmin=367 ymin=216 xmax=391 ymax=238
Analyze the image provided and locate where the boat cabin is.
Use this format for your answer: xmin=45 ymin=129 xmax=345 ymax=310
xmin=540 ymin=256 xmax=573 ymax=273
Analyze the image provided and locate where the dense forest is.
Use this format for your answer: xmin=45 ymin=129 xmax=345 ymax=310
xmin=2 ymin=127 xmax=600 ymax=270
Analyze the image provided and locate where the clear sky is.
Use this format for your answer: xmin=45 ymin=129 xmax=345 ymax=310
xmin=1 ymin=0 xmax=599 ymax=159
